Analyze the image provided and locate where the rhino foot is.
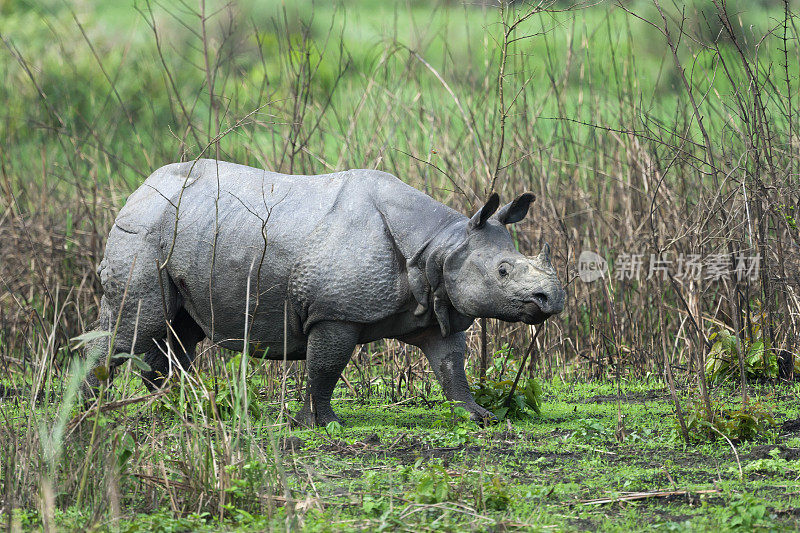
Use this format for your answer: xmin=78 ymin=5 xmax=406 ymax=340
xmin=466 ymin=404 xmax=499 ymax=427
xmin=291 ymin=404 xmax=342 ymax=429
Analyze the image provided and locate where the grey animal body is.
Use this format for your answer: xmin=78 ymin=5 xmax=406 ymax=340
xmin=84 ymin=159 xmax=565 ymax=425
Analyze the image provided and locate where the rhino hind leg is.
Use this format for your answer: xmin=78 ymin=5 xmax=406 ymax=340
xmin=141 ymin=308 xmax=206 ymax=391
xmin=293 ymin=321 xmax=360 ymax=427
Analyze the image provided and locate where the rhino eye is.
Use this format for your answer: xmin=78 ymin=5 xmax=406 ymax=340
xmin=499 ymin=265 xmax=509 ymax=277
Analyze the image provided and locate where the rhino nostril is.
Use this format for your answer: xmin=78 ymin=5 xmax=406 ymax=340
xmin=532 ymin=292 xmax=549 ymax=307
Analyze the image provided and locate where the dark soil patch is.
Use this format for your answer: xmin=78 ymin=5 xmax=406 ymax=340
xmin=486 ymin=445 xmax=579 ymax=462
xmin=568 ymin=518 xmax=597 ymax=531
xmin=627 ymin=492 xmax=715 ymax=507
xmin=673 ymin=469 xmax=721 ymax=485
xmin=282 ymin=436 xmax=305 ymax=453
xmin=647 ymin=510 xmax=694 ymax=525
xmin=747 ymin=444 xmax=800 ymax=461
xmin=314 ymin=434 xmax=465 ymax=463
xmin=671 ymin=451 xmax=717 ymax=468
xmin=539 ymin=414 xmax=586 ymax=424
xmin=781 ymin=418 xmax=800 ymax=434
xmin=584 ymin=389 xmax=669 ymax=404
xmin=363 ymin=433 xmax=381 ymax=445
xmin=0 ymin=384 xmax=20 ymax=398
xmin=753 ymin=485 xmax=800 ymax=497
xmin=339 ymin=468 xmax=364 ymax=479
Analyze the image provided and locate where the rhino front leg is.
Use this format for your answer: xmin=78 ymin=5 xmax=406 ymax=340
xmin=294 ymin=321 xmax=360 ymax=427
xmin=407 ymin=329 xmax=497 ymax=425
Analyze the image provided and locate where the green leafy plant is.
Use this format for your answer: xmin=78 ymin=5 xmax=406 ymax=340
xmin=185 ymin=354 xmax=264 ymax=420
xmin=780 ymin=204 xmax=797 ymax=231
xmin=361 ymin=495 xmax=389 ymax=517
xmin=359 ymin=471 xmax=391 ymax=517
xmin=199 ymin=378 xmax=263 ymax=421
xmin=221 ymin=460 xmax=276 ymax=523
xmin=121 ymin=510 xmax=213 ymax=533
xmin=682 ymin=400 xmax=776 ymax=443
xmin=470 ymin=378 xmax=542 ymax=421
xmin=405 ymin=463 xmax=452 ymax=504
xmin=472 ymin=342 xmax=544 ymax=420
xmin=705 ymin=329 xmax=776 ymax=384
xmin=441 ymin=403 xmax=472 ymax=445
xmin=726 ymin=494 xmax=768 ymax=530
xmin=481 ymin=476 xmax=512 ymax=511
xmin=627 ymin=426 xmax=658 ymax=443
xmin=115 ymin=433 xmax=136 ymax=473
xmin=569 ymin=418 xmax=612 ymax=443
xmin=704 ymin=302 xmax=796 ymax=384
xmin=741 ymin=448 xmax=800 ymax=475
xmin=325 ymin=420 xmax=344 ymax=437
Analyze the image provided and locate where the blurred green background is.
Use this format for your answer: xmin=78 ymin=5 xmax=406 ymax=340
xmin=1 ymin=0 xmax=793 ymax=196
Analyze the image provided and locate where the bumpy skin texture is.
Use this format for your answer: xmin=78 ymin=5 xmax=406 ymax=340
xmin=83 ymin=159 xmax=566 ymax=425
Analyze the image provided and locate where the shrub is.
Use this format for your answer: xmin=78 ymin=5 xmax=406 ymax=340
xmin=471 ymin=378 xmax=542 ymax=421
xmin=682 ymin=400 xmax=776 ymax=443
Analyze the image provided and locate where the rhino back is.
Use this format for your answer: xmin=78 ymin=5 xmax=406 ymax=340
xmin=112 ymin=159 xmax=447 ymax=344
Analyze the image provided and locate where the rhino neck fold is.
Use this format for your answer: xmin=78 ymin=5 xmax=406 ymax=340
xmin=370 ymin=178 xmax=468 ymax=336
xmin=407 ymin=222 xmax=471 ymax=337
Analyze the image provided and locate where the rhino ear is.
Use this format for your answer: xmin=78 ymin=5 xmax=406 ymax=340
xmin=494 ymin=192 xmax=535 ymax=225
xmin=468 ymin=193 xmax=500 ymax=230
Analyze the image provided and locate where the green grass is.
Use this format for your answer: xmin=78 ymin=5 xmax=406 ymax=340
xmin=5 ymin=373 xmax=800 ymax=531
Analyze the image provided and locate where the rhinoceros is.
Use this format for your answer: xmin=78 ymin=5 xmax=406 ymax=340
xmin=83 ymin=159 xmax=565 ymax=425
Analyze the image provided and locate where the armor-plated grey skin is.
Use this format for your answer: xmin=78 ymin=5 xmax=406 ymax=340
xmin=84 ymin=159 xmax=565 ymax=425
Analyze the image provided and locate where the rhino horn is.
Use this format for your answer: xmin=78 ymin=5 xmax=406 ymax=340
xmin=537 ymin=243 xmax=551 ymax=266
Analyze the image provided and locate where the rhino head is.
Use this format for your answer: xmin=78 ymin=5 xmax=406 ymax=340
xmin=443 ymin=192 xmax=566 ymax=327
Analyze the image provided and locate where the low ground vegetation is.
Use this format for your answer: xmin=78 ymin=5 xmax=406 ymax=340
xmin=4 ymin=375 xmax=800 ymax=531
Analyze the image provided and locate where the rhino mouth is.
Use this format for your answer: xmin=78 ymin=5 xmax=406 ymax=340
xmin=520 ymin=300 xmax=550 ymax=325
xmin=519 ymin=285 xmax=565 ymax=321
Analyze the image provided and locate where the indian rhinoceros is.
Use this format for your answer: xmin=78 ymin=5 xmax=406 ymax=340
xmin=83 ymin=159 xmax=565 ymax=425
